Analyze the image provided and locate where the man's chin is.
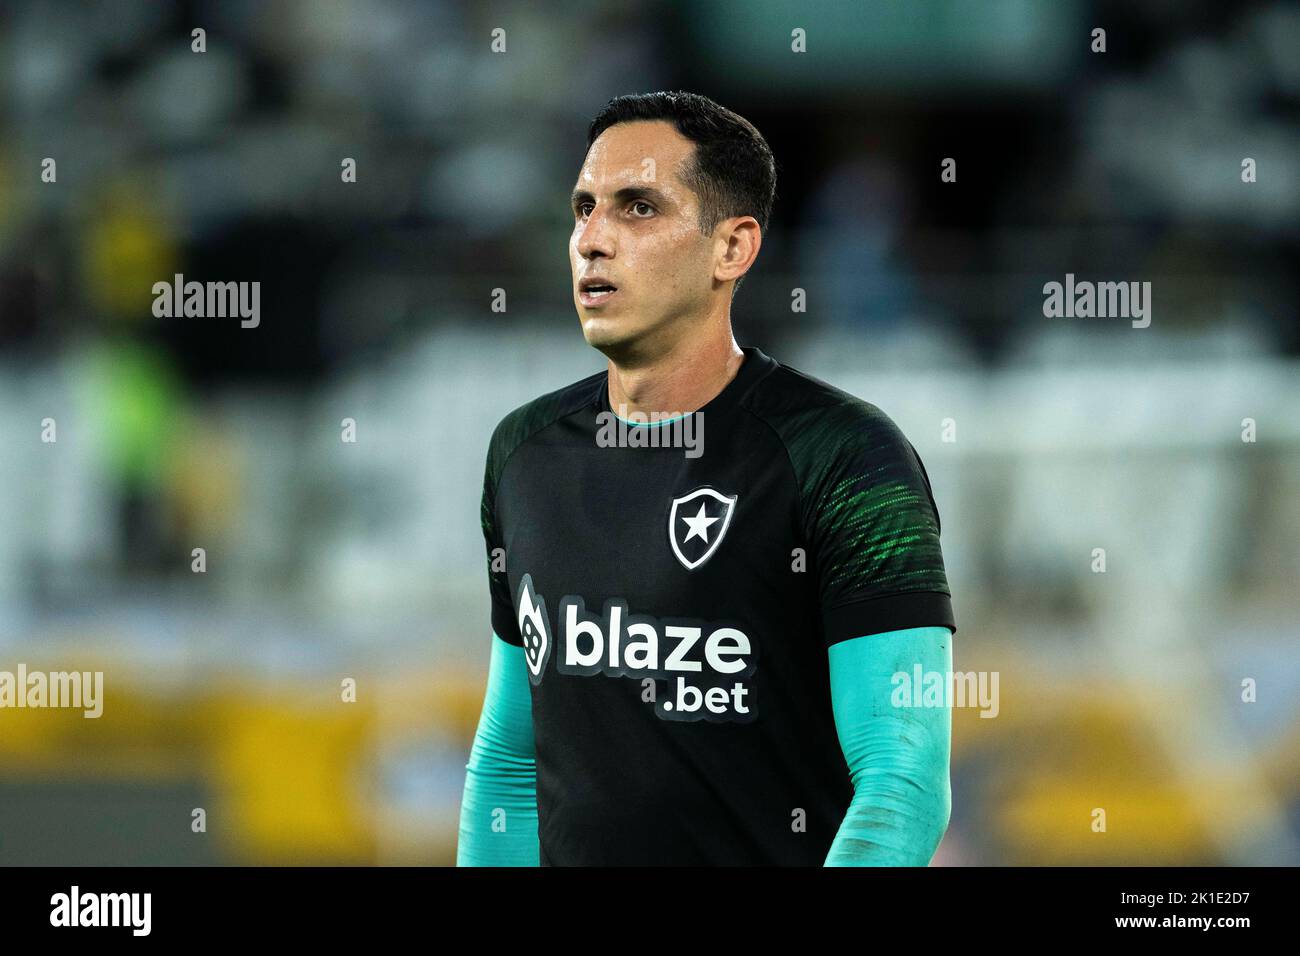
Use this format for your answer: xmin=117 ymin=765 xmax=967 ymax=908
xmin=579 ymin=315 xmax=635 ymax=351
xmin=579 ymin=309 xmax=674 ymax=363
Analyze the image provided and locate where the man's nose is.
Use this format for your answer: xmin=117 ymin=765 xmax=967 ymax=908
xmin=576 ymin=207 xmax=615 ymax=259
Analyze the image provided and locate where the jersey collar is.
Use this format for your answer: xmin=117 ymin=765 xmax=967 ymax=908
xmin=595 ymin=345 xmax=777 ymax=418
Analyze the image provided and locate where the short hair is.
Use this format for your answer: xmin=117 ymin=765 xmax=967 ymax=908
xmin=586 ymin=91 xmax=776 ymax=291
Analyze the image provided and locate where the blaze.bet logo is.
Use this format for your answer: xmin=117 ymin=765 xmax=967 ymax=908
xmin=514 ymin=573 xmax=756 ymax=722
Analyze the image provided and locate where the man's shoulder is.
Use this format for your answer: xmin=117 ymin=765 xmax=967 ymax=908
xmin=745 ymin=358 xmax=911 ymax=461
xmin=486 ymin=369 xmax=606 ymax=469
xmin=749 ymin=356 xmax=943 ymax=543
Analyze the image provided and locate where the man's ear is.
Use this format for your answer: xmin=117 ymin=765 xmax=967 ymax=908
xmin=714 ymin=216 xmax=762 ymax=285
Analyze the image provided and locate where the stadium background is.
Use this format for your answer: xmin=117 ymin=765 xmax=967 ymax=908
xmin=0 ymin=0 xmax=1297 ymax=865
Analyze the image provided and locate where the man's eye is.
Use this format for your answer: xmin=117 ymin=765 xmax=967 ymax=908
xmin=576 ymin=203 xmax=593 ymax=218
xmin=630 ymin=201 xmax=654 ymax=217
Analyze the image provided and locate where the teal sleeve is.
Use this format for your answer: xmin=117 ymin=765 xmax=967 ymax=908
xmin=456 ymin=633 xmax=540 ymax=866
xmin=824 ymin=626 xmax=953 ymax=866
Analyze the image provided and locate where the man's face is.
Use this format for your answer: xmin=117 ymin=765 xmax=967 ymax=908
xmin=569 ymin=120 xmax=718 ymax=358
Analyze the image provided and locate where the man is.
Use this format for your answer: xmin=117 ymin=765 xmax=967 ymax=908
xmin=458 ymin=91 xmax=956 ymax=866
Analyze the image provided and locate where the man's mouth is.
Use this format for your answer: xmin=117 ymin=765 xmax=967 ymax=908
xmin=578 ymin=281 xmax=619 ymax=307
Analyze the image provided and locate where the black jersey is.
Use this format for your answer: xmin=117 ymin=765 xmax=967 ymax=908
xmin=480 ymin=345 xmax=955 ymax=865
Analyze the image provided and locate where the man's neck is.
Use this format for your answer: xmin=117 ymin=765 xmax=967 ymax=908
xmin=606 ymin=331 xmax=746 ymax=418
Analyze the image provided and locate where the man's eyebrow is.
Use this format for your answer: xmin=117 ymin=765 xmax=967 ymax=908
xmin=570 ymin=185 xmax=672 ymax=209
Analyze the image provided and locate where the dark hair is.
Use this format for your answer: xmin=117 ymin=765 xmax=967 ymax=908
xmin=586 ymin=91 xmax=776 ymax=289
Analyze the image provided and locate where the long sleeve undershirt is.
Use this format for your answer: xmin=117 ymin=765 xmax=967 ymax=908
xmin=456 ymin=633 xmax=539 ymax=866
xmin=824 ymin=625 xmax=952 ymax=866
xmin=456 ymin=626 xmax=953 ymax=866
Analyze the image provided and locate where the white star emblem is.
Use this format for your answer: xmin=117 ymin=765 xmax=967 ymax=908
xmin=668 ymin=487 xmax=738 ymax=571
xmin=680 ymin=501 xmax=721 ymax=543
